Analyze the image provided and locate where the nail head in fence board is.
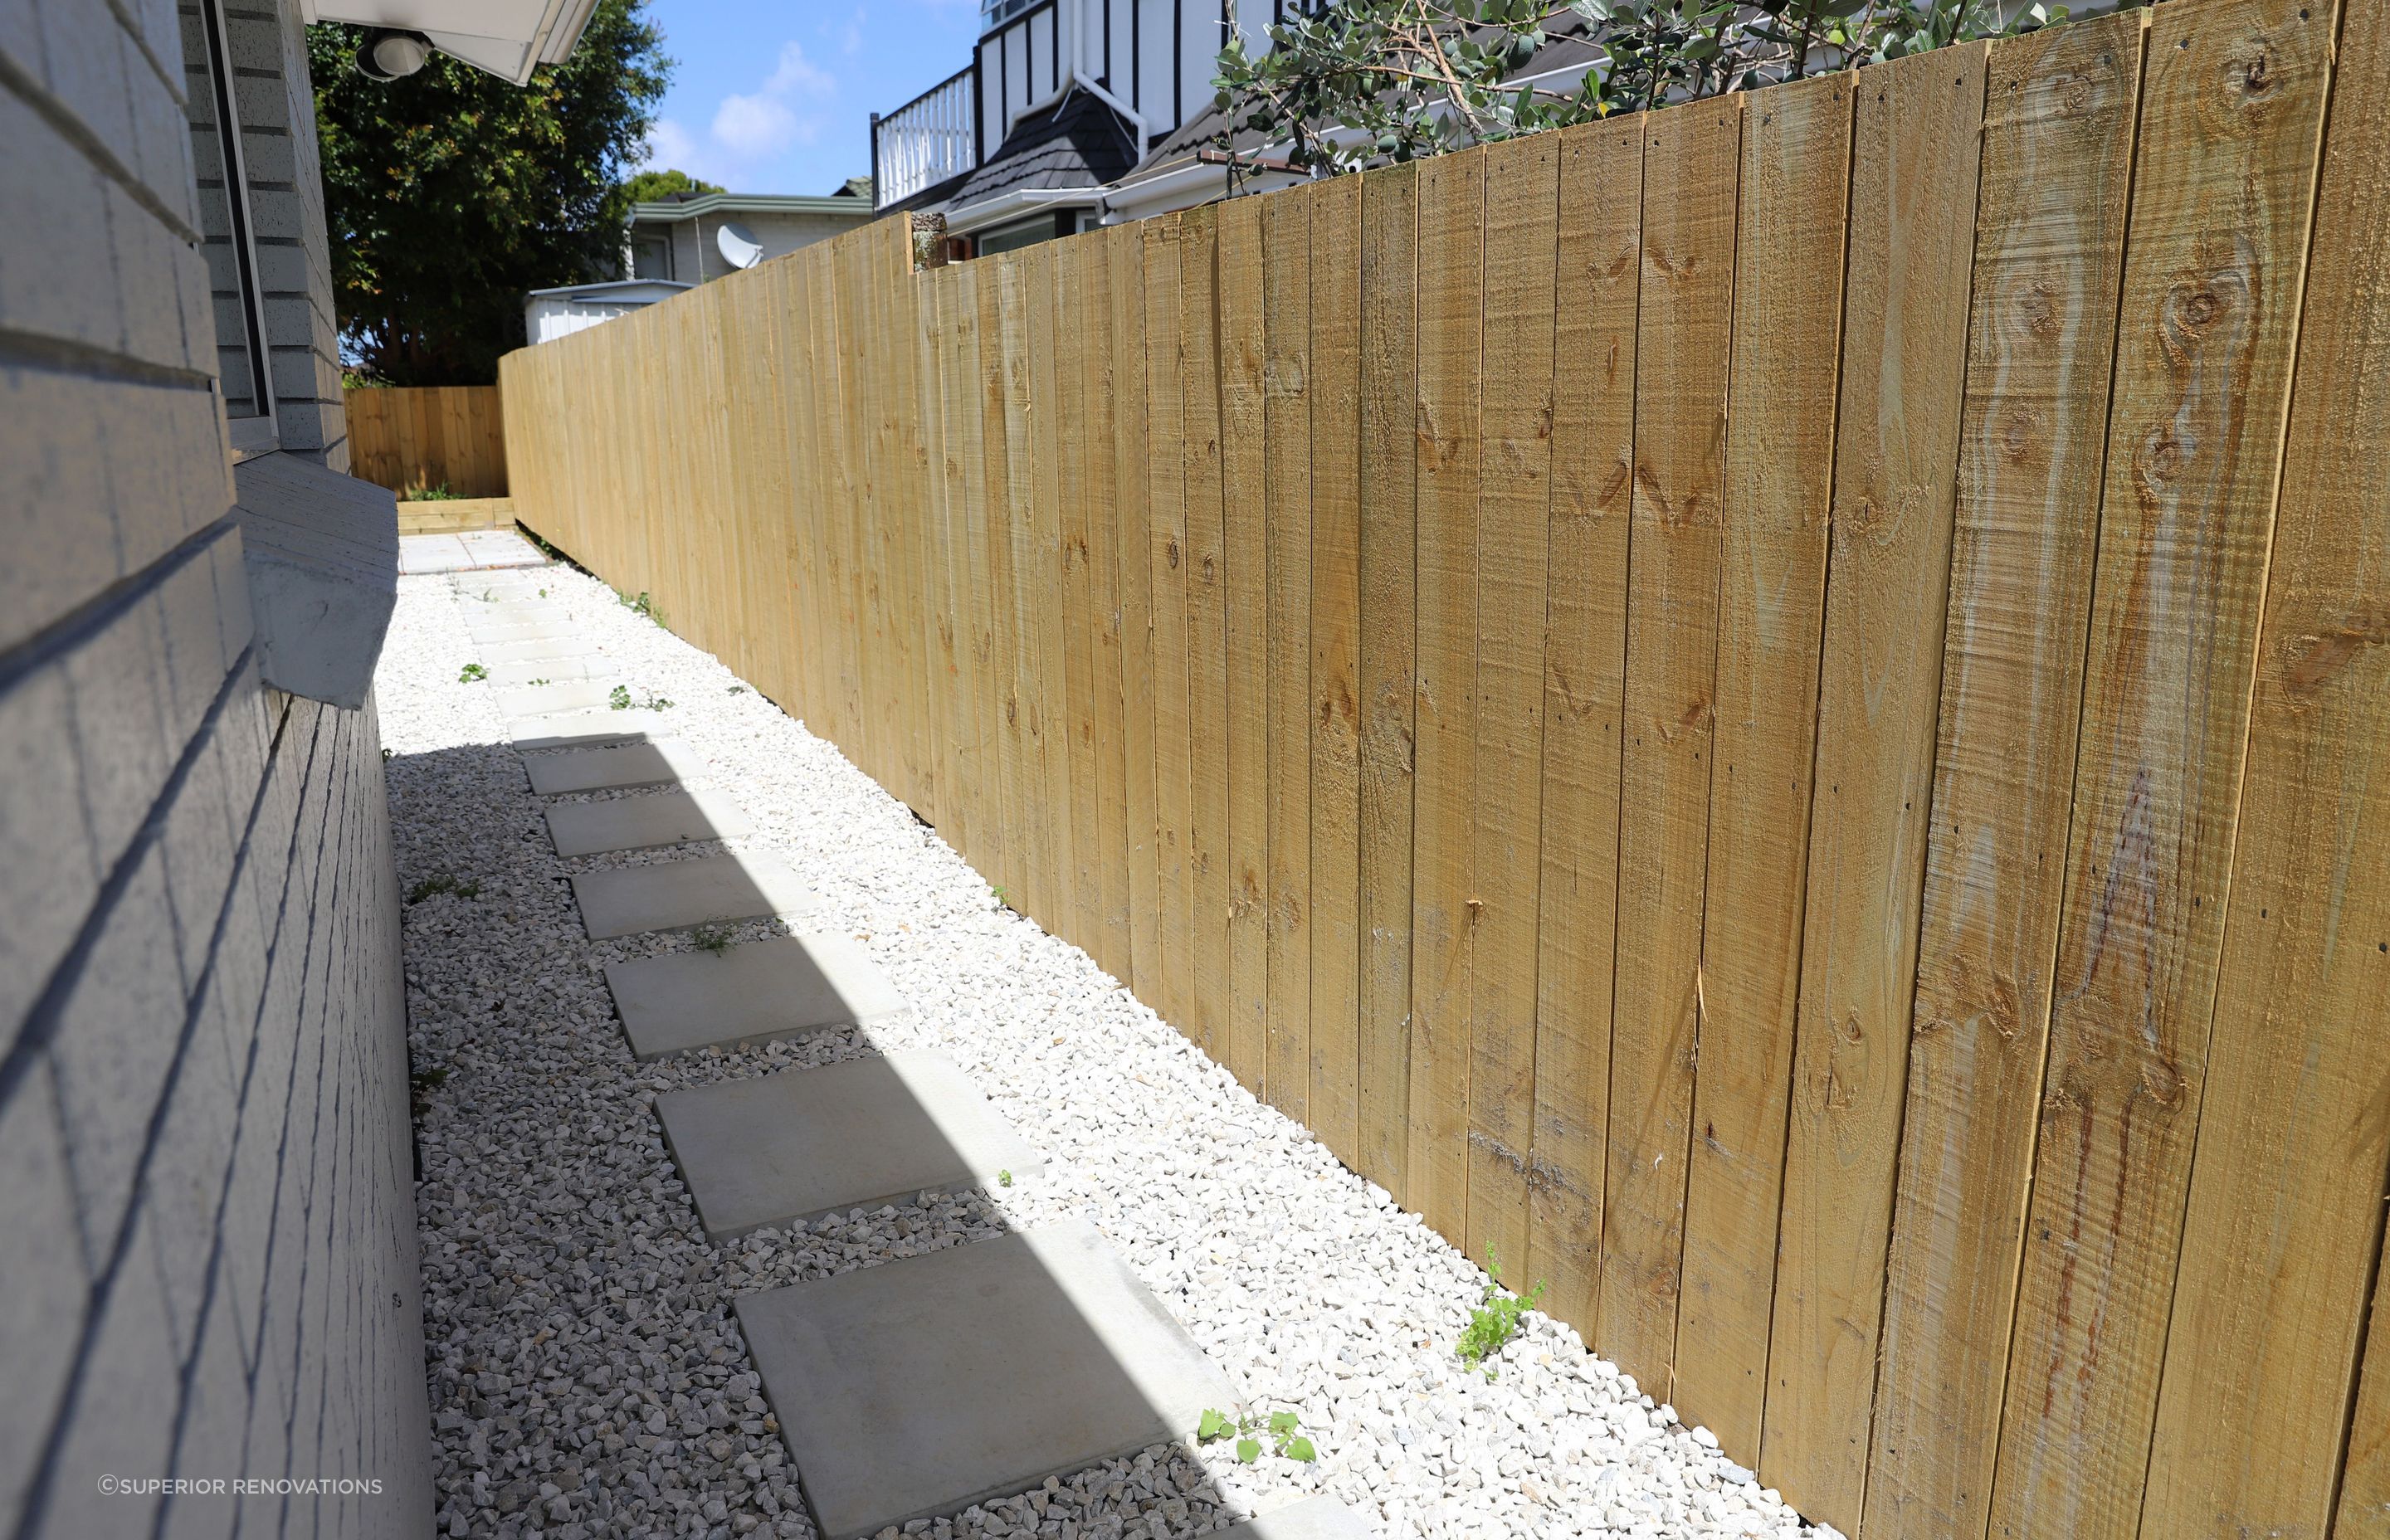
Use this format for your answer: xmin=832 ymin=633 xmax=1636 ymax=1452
xmin=1358 ymin=160 xmax=1421 ymax=1208
xmin=1409 ymin=145 xmax=1486 ymax=1251
xmin=1112 ymin=226 xmax=1162 ymax=1004
xmin=1220 ymin=194 xmax=1272 ymax=1096
xmin=1467 ymin=129 xmax=1559 ymax=1278
xmin=2145 ymin=0 xmax=2390 ymax=1525
xmin=1601 ymin=95 xmax=1743 ymax=1398
xmin=1306 ymin=171 xmax=1365 ymax=1165
xmin=1144 ymin=217 xmax=1196 ymax=1040
xmin=1261 ymin=186 xmax=1314 ymax=1123
xmin=1988 ymin=0 xmax=2338 ymax=1528
xmin=1763 ymin=43 xmax=1987 ymax=1530
xmin=1057 ymin=237 xmax=1103 ymax=961
xmin=1180 ymin=206 xmax=1232 ymax=1065
xmin=1527 ymin=115 xmax=1643 ymax=1338
xmin=1672 ymin=69 xmax=1853 ymax=1460
xmin=1859 ymin=17 xmax=2143 ymax=1538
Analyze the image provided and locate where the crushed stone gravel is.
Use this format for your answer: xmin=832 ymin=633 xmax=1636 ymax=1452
xmin=383 ymin=563 xmax=1832 ymax=1540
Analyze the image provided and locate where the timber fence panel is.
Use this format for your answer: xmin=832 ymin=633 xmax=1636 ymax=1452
xmin=490 ymin=9 xmax=2390 ymax=1526
xmin=348 ymin=384 xmax=509 ymax=499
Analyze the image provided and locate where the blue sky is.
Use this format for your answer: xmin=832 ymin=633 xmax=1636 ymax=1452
xmin=636 ymin=0 xmax=987 ymax=197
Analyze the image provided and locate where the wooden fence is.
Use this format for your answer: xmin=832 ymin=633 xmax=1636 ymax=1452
xmin=499 ymin=0 xmax=2390 ymax=1531
xmin=345 ymin=383 xmax=508 ymax=497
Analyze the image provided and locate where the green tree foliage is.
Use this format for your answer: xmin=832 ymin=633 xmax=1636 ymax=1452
xmin=312 ymin=0 xmax=671 ymax=385
xmin=620 ymin=167 xmax=724 ymax=204
xmin=1213 ymin=0 xmax=2064 ymax=176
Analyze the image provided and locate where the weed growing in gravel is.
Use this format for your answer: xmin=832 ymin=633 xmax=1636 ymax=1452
xmin=409 ymin=1066 xmax=448 ymax=1116
xmin=1198 ymin=1407 xmax=1315 ymax=1464
xmin=458 ymin=663 xmax=487 ymax=683
xmin=406 ymin=873 xmax=480 ymax=904
xmin=608 ymin=685 xmax=676 ymax=712
xmin=527 ymin=677 xmax=551 ymax=687
xmin=997 ymin=1169 xmax=1012 ymax=1188
xmin=689 ymin=921 xmax=738 ymax=957
xmin=990 ymin=885 xmax=1011 ymax=912
xmin=1457 ymin=1248 xmax=1544 ymax=1380
xmin=728 ymin=685 xmax=747 ymax=694
xmin=616 ymin=588 xmax=663 ymax=626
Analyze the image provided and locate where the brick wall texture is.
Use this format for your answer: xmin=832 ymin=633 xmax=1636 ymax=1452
xmin=0 ymin=1 xmax=431 ymax=1536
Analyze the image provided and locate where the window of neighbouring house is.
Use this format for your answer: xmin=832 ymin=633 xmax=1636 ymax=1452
xmin=182 ymin=0 xmax=277 ymax=455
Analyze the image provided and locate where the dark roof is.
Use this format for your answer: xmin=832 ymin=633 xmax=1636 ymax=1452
xmin=946 ymin=90 xmax=1141 ymax=210
xmin=1116 ymin=17 xmax=1603 ymax=192
xmin=833 ymin=176 xmax=874 ymax=199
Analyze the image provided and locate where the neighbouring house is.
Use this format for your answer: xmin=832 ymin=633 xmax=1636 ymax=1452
xmin=623 ymin=184 xmax=878 ymax=285
xmin=868 ymin=1 xmax=1608 ymax=242
xmin=525 ymin=278 xmax=694 ymax=344
xmin=0 ymin=2 xmax=591 ymax=1536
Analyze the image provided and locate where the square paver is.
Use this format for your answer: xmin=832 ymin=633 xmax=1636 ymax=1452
xmin=568 ymin=853 xmax=816 ymax=939
xmin=545 ymin=788 xmax=749 ymax=857
xmin=524 ymin=738 xmax=708 ymax=794
xmin=655 ymin=1050 xmax=1038 ymax=1238
xmin=480 ymin=636 xmax=602 ymax=665
xmin=509 ymin=709 xmax=657 ymax=750
xmin=498 ymin=679 xmax=618 ymax=718
xmin=1212 ymin=1500 xmax=1377 ymax=1538
xmin=605 ymin=933 xmax=906 ymax=1059
xmin=466 ymin=620 xmax=580 ymax=646
xmin=735 ymin=1221 xmax=1233 ymax=1540
xmin=484 ymin=657 xmax=611 ymax=689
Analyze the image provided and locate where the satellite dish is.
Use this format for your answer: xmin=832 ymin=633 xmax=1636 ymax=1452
xmin=717 ymin=222 xmax=765 ymax=270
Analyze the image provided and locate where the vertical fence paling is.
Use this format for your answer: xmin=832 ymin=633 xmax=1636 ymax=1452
xmin=496 ymin=0 xmax=2390 ymax=1528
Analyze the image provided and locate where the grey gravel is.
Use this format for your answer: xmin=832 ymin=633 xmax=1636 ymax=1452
xmin=383 ymin=564 xmax=1832 ymax=1540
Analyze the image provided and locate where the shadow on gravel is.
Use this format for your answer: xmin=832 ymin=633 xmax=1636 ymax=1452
xmin=390 ymin=738 xmax=1244 ymax=1540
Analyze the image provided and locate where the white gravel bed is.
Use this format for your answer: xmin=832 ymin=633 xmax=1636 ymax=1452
xmin=383 ymin=563 xmax=1828 ymax=1540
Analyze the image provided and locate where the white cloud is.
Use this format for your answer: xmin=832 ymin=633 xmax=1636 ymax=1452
xmin=646 ymin=42 xmax=837 ymax=188
xmin=640 ymin=116 xmax=700 ymax=172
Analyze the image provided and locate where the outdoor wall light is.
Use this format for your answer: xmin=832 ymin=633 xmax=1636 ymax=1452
xmin=354 ymin=27 xmax=432 ymax=80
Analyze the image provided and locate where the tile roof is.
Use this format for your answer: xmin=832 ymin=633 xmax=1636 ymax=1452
xmin=946 ymin=90 xmax=1142 ymax=210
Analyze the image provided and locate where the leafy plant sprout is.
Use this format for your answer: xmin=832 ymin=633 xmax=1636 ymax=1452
xmin=405 ymin=873 xmax=480 ymax=904
xmin=1197 ymin=1406 xmax=1315 ymax=1464
xmin=458 ymin=662 xmax=487 ymax=683
xmin=997 ymin=1169 xmax=1013 ymax=1188
xmin=689 ymin=920 xmax=737 ymax=957
xmin=1457 ymin=1245 xmax=1545 ymax=1380
xmin=616 ymin=588 xmax=663 ymax=626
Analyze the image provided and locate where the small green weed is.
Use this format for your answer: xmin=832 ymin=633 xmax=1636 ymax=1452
xmin=608 ymin=685 xmax=676 ymax=712
xmin=728 ymin=685 xmax=748 ymax=694
xmin=408 ymin=1065 xmax=449 ymax=1116
xmin=617 ymin=588 xmax=663 ymax=625
xmin=406 ymin=873 xmax=480 ymax=904
xmin=527 ymin=677 xmax=551 ymax=687
xmin=689 ymin=921 xmax=737 ymax=957
xmin=1197 ymin=1406 xmax=1314 ymax=1465
xmin=1456 ymin=1247 xmax=1544 ymax=1380
xmin=458 ymin=663 xmax=487 ymax=683
xmin=401 ymin=482 xmax=462 ymax=501
xmin=997 ymin=1169 xmax=1013 ymax=1188
xmin=990 ymin=885 xmax=1011 ymax=912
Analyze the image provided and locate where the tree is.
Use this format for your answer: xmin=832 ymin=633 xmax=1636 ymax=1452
xmin=1212 ymin=0 xmax=2061 ymax=177
xmin=621 ymin=168 xmax=724 ymax=204
xmin=312 ymin=0 xmax=671 ymax=386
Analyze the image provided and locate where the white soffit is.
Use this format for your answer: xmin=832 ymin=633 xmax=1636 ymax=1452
xmin=300 ymin=0 xmax=600 ymax=85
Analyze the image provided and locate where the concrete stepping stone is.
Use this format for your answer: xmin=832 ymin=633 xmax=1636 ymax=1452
xmin=734 ymin=1221 xmax=1233 ymax=1540
xmin=655 ymin=1050 xmax=1038 ymax=1238
xmin=545 ymin=787 xmax=749 ymax=857
xmin=480 ymin=636 xmax=602 ymax=665
xmin=524 ymin=738 xmax=707 ymax=794
xmin=466 ymin=607 xmax=569 ymax=635
xmin=498 ymin=679 xmax=619 ymax=718
xmin=605 ymin=933 xmax=905 ymax=1059
xmin=509 ymin=709 xmax=658 ymax=751
xmin=1212 ymin=1499 xmax=1378 ymax=1538
xmin=484 ymin=656 xmax=612 ymax=689
xmin=568 ymin=852 xmax=816 ymax=938
xmin=466 ymin=619 xmax=580 ymax=646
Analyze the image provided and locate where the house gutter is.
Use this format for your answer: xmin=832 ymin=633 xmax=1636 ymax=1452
xmin=943 ymin=185 xmax=1103 ymax=238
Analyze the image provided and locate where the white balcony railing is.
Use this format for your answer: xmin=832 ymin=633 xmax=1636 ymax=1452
xmin=873 ymin=68 xmax=978 ymax=210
